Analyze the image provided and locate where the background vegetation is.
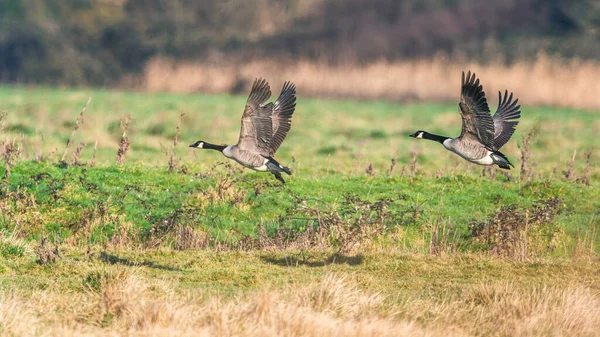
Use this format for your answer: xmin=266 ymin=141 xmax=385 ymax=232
xmin=1 ymin=0 xmax=600 ymax=86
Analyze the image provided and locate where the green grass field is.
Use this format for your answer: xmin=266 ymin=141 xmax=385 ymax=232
xmin=1 ymin=85 xmax=599 ymax=336
xmin=2 ymin=85 xmax=599 ymax=172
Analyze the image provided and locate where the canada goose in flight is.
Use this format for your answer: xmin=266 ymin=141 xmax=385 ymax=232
xmin=409 ymin=71 xmax=521 ymax=169
xmin=190 ymin=78 xmax=296 ymax=184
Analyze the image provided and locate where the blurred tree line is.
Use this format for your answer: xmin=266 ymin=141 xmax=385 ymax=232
xmin=0 ymin=0 xmax=598 ymax=86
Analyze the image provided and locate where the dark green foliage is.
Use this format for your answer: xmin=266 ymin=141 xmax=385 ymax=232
xmin=0 ymin=161 xmax=598 ymax=254
xmin=5 ymin=122 xmax=34 ymax=136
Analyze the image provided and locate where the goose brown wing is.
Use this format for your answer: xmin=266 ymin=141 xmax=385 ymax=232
xmin=269 ymin=81 xmax=296 ymax=156
xmin=458 ymin=71 xmax=496 ymax=149
xmin=237 ymin=78 xmax=274 ymax=156
xmin=492 ymin=90 xmax=521 ymax=150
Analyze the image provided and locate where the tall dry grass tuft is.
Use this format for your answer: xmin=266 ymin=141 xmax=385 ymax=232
xmin=175 ymin=224 xmax=209 ymax=250
xmin=452 ymin=282 xmax=600 ymax=336
xmin=142 ymin=55 xmax=600 ymax=110
xmin=2 ymin=270 xmax=600 ymax=336
xmin=295 ymin=273 xmax=383 ymax=319
xmin=36 ymin=236 xmax=60 ymax=265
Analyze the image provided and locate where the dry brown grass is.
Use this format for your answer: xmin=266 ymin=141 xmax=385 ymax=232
xmin=1 ymin=269 xmax=599 ymax=337
xmin=142 ymin=54 xmax=600 ymax=110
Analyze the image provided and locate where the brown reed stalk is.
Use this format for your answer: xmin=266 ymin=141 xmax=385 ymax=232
xmin=36 ymin=236 xmax=59 ymax=265
xmin=61 ymin=97 xmax=91 ymax=163
xmin=168 ymin=112 xmax=185 ymax=173
xmin=389 ymin=152 xmax=397 ymax=176
xmin=0 ymin=110 xmax=7 ymax=132
xmin=365 ymin=162 xmax=374 ymax=176
xmin=2 ymin=139 xmax=18 ymax=181
xmin=71 ymin=142 xmax=86 ymax=165
xmin=352 ymin=151 xmax=362 ymax=176
xmin=33 ymin=132 xmax=44 ymax=162
xmin=519 ymin=126 xmax=538 ymax=182
xmin=89 ymin=140 xmax=98 ymax=167
xmin=19 ymin=133 xmax=27 ymax=160
xmin=116 ymin=117 xmax=131 ymax=165
xmin=409 ymin=151 xmax=417 ymax=178
xmin=576 ymin=151 xmax=593 ymax=186
xmin=563 ymin=150 xmax=577 ymax=181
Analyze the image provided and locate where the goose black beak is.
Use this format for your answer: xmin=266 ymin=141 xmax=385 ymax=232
xmin=408 ymin=132 xmax=417 ymax=138
xmin=189 ymin=144 xmax=195 ymax=148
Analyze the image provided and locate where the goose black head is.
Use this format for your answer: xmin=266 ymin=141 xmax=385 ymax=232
xmin=409 ymin=131 xmax=426 ymax=139
xmin=189 ymin=140 xmax=205 ymax=149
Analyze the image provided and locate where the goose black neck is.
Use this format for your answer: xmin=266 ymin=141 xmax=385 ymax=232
xmin=422 ymin=132 xmax=450 ymax=144
xmin=203 ymin=142 xmax=227 ymax=151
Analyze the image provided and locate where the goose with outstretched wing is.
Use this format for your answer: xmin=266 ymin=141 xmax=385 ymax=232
xmin=190 ymin=78 xmax=296 ymax=183
xmin=410 ymin=71 xmax=521 ymax=169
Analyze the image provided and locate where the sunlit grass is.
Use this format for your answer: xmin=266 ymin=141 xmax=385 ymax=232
xmin=0 ymin=85 xmax=598 ymax=176
xmin=1 ymin=86 xmax=599 ymax=336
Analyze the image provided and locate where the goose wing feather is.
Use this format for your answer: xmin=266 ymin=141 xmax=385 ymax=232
xmin=458 ymin=71 xmax=496 ymax=149
xmin=269 ymin=81 xmax=296 ymax=156
xmin=492 ymin=90 xmax=521 ymax=150
xmin=237 ymin=78 xmax=274 ymax=156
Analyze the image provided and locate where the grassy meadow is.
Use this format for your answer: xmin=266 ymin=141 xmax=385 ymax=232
xmin=1 ymin=85 xmax=599 ymax=336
